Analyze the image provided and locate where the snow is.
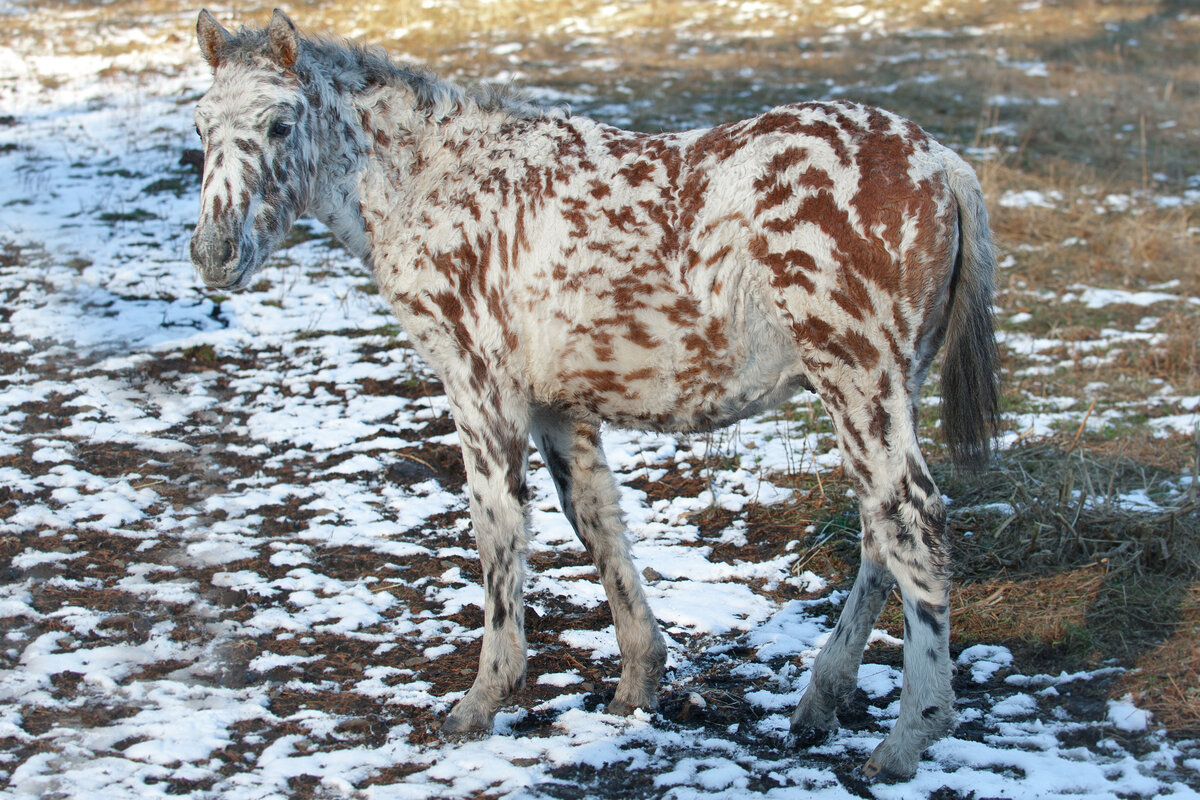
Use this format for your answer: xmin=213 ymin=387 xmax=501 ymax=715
xmin=990 ymin=692 xmax=1037 ymax=717
xmin=1108 ymin=695 xmax=1154 ymax=733
xmin=536 ymin=672 xmax=584 ymax=687
xmin=998 ymin=189 xmax=1063 ymax=209
xmin=958 ymin=644 xmax=1015 ymax=683
xmin=0 ymin=6 xmax=1197 ymax=800
xmin=1065 ymin=285 xmax=1194 ymax=309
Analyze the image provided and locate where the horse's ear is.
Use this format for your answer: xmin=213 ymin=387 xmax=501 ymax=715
xmin=267 ymin=9 xmax=301 ymax=69
xmin=196 ymin=9 xmax=232 ymax=69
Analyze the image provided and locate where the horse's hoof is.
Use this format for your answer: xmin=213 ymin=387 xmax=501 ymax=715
xmin=439 ymin=720 xmax=486 ymax=740
xmin=789 ymin=691 xmax=840 ymax=747
xmin=440 ymin=706 xmax=494 ymax=738
xmin=607 ymin=698 xmax=634 ymax=716
xmin=861 ymin=754 xmax=915 ymax=783
xmin=789 ymin=723 xmax=836 ymax=748
xmin=440 ymin=724 xmax=487 ymax=741
xmin=606 ymin=695 xmax=656 ymax=716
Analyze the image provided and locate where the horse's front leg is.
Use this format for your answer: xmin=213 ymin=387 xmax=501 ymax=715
xmin=440 ymin=392 xmax=532 ymax=736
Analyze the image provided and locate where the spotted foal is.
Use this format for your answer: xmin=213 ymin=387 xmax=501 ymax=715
xmin=190 ymin=9 xmax=998 ymax=779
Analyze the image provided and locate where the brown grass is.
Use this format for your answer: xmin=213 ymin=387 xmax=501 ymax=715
xmin=736 ymin=431 xmax=1200 ymax=724
xmin=1115 ymin=581 xmax=1200 ymax=734
xmin=873 ymin=563 xmax=1108 ymax=648
xmin=5 ymin=0 xmax=1198 ymax=739
xmin=951 ymin=565 xmax=1108 ymax=647
xmin=943 ymin=440 xmax=1199 ymax=574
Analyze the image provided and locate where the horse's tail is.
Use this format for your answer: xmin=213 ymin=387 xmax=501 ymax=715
xmin=940 ymin=155 xmax=999 ymax=470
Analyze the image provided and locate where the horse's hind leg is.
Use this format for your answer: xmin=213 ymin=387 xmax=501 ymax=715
xmin=860 ymin=450 xmax=954 ymax=780
xmin=790 ymin=377 xmax=954 ymax=780
xmin=531 ymin=408 xmax=667 ymax=714
xmin=790 ymin=547 xmax=893 ymax=744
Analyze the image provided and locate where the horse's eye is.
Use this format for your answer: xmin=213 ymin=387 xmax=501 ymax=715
xmin=194 ymin=124 xmax=202 ymax=138
xmin=269 ymin=120 xmax=293 ymax=139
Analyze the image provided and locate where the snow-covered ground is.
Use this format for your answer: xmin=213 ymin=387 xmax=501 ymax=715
xmin=1 ymin=8 xmax=1199 ymax=800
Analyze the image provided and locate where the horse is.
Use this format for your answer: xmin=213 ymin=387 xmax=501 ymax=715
xmin=189 ymin=9 xmax=998 ymax=780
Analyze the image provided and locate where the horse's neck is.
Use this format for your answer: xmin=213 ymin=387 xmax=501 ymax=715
xmin=307 ymin=77 xmax=450 ymax=263
xmin=310 ymin=75 xmax=521 ymax=264
xmin=307 ymin=88 xmax=373 ymax=261
xmin=310 ymin=172 xmax=369 ymax=260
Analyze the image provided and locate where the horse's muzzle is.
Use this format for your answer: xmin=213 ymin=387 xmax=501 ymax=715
xmin=190 ymin=226 xmax=243 ymax=288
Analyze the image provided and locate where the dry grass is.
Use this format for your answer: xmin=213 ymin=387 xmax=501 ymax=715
xmin=873 ymin=563 xmax=1108 ymax=649
xmin=941 ymin=438 xmax=1198 ymax=722
xmin=943 ymin=440 xmax=1199 ymax=576
xmin=1116 ymin=581 xmax=1200 ymax=734
xmin=950 ymin=565 xmax=1107 ymax=646
xmin=5 ymin=0 xmax=1197 ymax=738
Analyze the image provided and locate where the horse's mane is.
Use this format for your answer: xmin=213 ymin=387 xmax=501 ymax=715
xmin=224 ymin=24 xmax=545 ymax=121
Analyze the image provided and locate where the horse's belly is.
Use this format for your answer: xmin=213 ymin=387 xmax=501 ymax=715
xmin=525 ymin=297 xmax=805 ymax=431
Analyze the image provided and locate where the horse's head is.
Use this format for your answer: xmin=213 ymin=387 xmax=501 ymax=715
xmin=190 ymin=9 xmax=316 ymax=290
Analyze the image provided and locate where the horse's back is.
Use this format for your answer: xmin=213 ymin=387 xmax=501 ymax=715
xmin=515 ymin=101 xmax=960 ymax=427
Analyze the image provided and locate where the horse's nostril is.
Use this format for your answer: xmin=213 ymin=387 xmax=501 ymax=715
xmin=190 ymin=230 xmax=238 ymax=276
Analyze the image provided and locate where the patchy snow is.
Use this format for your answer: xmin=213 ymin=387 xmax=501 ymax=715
xmin=998 ymin=189 xmax=1064 ymax=209
xmin=1065 ymin=285 xmax=1197 ymax=309
xmin=1109 ymin=695 xmax=1154 ymax=733
xmin=958 ymin=643 xmax=1015 ymax=684
xmin=0 ymin=8 xmax=1197 ymax=800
